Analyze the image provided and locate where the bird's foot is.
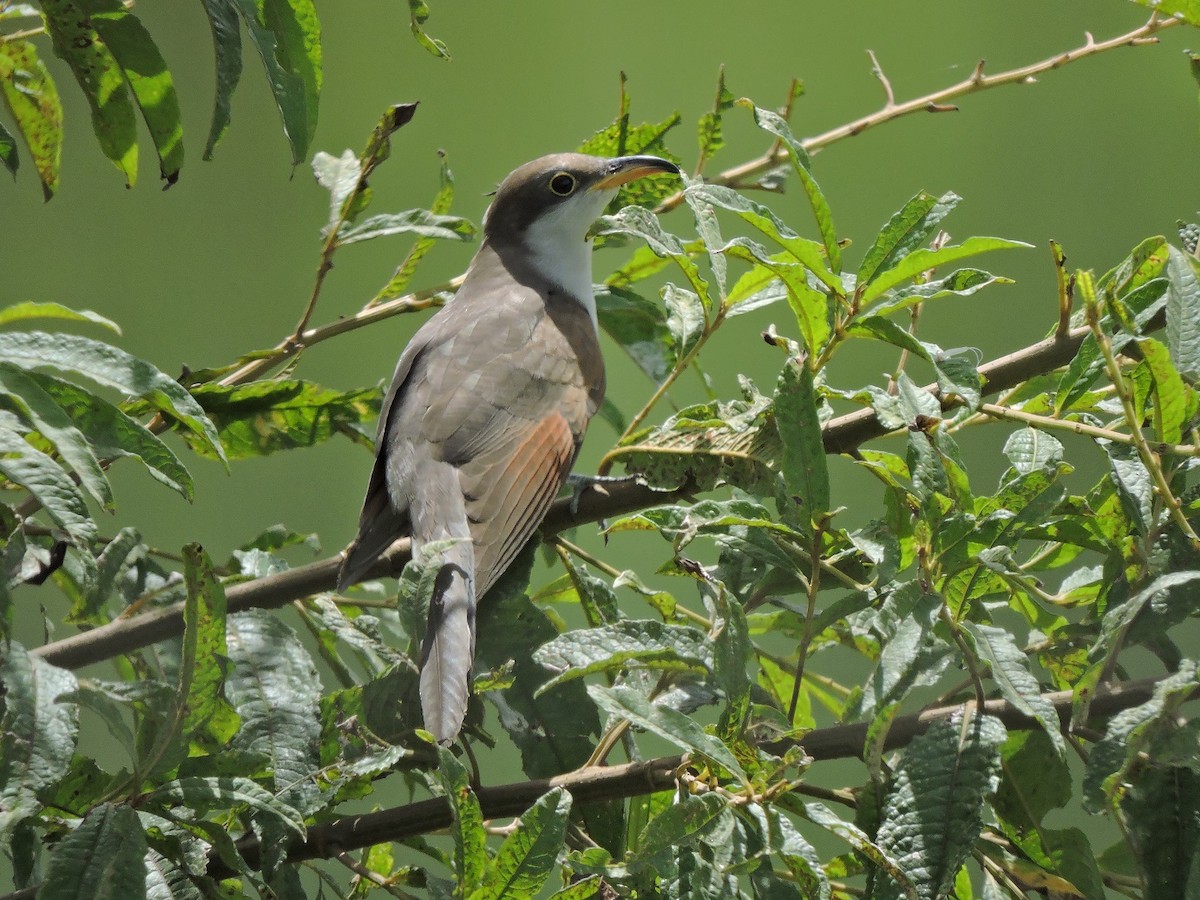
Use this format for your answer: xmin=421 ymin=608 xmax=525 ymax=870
xmin=566 ymin=472 xmax=644 ymax=517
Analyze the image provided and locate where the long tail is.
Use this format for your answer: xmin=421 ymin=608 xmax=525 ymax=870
xmin=418 ymin=538 xmax=476 ymax=745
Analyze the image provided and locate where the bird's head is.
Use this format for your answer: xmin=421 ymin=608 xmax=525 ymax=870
xmin=483 ymin=153 xmax=680 ymax=247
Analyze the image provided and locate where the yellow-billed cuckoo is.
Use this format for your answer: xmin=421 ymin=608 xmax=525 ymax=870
xmin=338 ymin=152 xmax=680 ymax=744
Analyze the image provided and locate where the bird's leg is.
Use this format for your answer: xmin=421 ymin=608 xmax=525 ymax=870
xmin=566 ymin=472 xmax=644 ymax=517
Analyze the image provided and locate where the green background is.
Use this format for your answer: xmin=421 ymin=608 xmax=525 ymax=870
xmin=2 ymin=3 xmax=1198 ymax=887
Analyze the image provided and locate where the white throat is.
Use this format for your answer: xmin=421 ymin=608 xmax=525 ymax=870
xmin=523 ymin=196 xmax=606 ymax=332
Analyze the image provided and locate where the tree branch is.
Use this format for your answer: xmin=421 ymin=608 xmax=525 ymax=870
xmin=654 ymin=14 xmax=1180 ymax=212
xmin=31 ymin=323 xmax=1097 ymax=670
xmin=201 ymin=673 xmax=1167 ymax=882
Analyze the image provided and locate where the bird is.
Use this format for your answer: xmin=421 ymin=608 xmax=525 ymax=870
xmin=337 ymin=152 xmax=681 ymax=744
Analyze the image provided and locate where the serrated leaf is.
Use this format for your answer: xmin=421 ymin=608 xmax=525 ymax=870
xmin=31 ymin=371 xmax=194 ymax=500
xmin=189 ymin=379 xmax=381 ymax=460
xmin=39 ymin=803 xmax=148 ymax=899
xmin=226 ymin=610 xmax=322 ymax=870
xmin=593 ymin=205 xmax=711 ymax=307
xmin=873 ymin=714 xmax=1006 ymax=900
xmin=534 ymin=620 xmax=711 ymax=693
xmin=376 ymin=152 xmax=461 ymax=301
xmin=179 ymin=545 xmax=239 ymax=747
xmin=232 ymin=0 xmax=322 ymax=166
xmin=471 ymin=787 xmax=571 ymax=900
xmin=83 ymin=0 xmax=184 ymax=184
xmin=1103 ymin=442 xmax=1153 ymax=536
xmin=860 ymin=238 xmax=1030 ymax=306
xmin=846 ymin=316 xmax=930 ymax=359
xmin=588 ymin=684 xmax=746 ymax=783
xmin=663 ymin=283 xmax=705 ymax=364
xmin=965 ymin=623 xmax=1066 ymax=757
xmin=41 ymin=0 xmax=138 ymax=185
xmin=596 ymin=285 xmax=673 ymax=383
xmin=687 ymin=182 xmax=839 ymax=293
xmin=629 ymin=793 xmax=729 ymax=871
xmin=199 ymin=0 xmax=243 ymax=159
xmin=858 ymin=192 xmax=961 ymax=286
xmin=0 ymin=643 xmax=78 ymax=840
xmin=1123 ymin=764 xmax=1200 ymax=898
xmin=1002 ymin=427 xmax=1063 ymax=475
xmin=0 ymin=39 xmax=62 ymax=198
xmin=1140 ymin=334 xmax=1193 ymax=443
xmin=739 ymin=101 xmax=841 ymax=272
xmin=1083 ymin=662 xmax=1200 ymax=811
xmin=0 ymin=362 xmax=111 ymax=509
xmin=71 ymin=526 xmax=143 ymax=623
xmin=0 ymin=423 xmax=94 ymax=543
xmin=0 ymin=331 xmax=223 ymax=459
xmin=869 ymin=268 xmax=1011 ymax=317
xmin=774 ymin=357 xmax=829 ymax=519
xmin=149 ymin=775 xmax=306 ymax=837
xmin=335 ymin=209 xmax=475 ymax=246
xmin=436 ymin=743 xmax=487 ymax=895
xmin=720 ymin=239 xmax=831 ymax=354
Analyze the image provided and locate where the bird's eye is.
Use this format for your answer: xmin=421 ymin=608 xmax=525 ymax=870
xmin=548 ymin=172 xmax=577 ymax=196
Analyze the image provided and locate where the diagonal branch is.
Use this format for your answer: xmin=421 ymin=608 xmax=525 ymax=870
xmin=202 ymin=673 xmax=1167 ymax=881
xmin=31 ymin=323 xmax=1094 ymax=670
xmin=653 ymin=13 xmax=1180 ymax=212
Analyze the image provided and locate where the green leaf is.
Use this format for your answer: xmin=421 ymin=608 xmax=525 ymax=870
xmin=860 ymin=237 xmax=1030 ymax=306
xmin=471 ymin=787 xmax=572 ymax=900
xmin=176 ymin=547 xmax=239 ymax=749
xmin=0 ymin=642 xmax=78 ymax=840
xmin=596 ymin=285 xmax=673 ymax=383
xmin=697 ymin=66 xmax=735 ymax=162
xmin=189 ymin=379 xmax=381 ymax=460
xmin=38 ymin=803 xmax=148 ymax=899
xmin=868 ymin=268 xmax=1012 ymax=317
xmin=858 ymin=192 xmax=961 ymax=287
xmin=41 ymin=0 xmax=138 ymax=186
xmin=1084 ymin=662 xmax=1200 ymax=811
xmin=964 ymin=623 xmax=1066 ymax=758
xmin=71 ymin=526 xmax=143 ymax=623
xmin=593 ymin=205 xmax=711 ymax=308
xmin=1131 ymin=0 xmax=1200 ymax=26
xmin=739 ymin=101 xmax=841 ymax=272
xmin=720 ymin=239 xmax=831 ymax=355
xmin=335 ymin=208 xmax=475 ymax=246
xmin=226 ymin=611 xmax=322 ymax=870
xmin=1165 ymin=245 xmax=1200 ymax=380
xmin=1139 ymin=335 xmax=1194 ymax=443
xmin=1002 ymin=427 xmax=1063 ymax=475
xmin=82 ymin=0 xmax=184 ymax=184
xmin=992 ymin=729 xmax=1106 ymax=899
xmin=548 ymin=876 xmax=602 ymax=900
xmin=0 ymin=362 xmax=111 ymax=508
xmin=587 ymin=684 xmax=747 ymax=783
xmin=0 ymin=39 xmax=62 ymax=198
xmin=407 ymin=0 xmax=450 ymax=59
xmin=232 ymin=0 xmax=323 ymax=166
xmin=0 ymin=118 xmax=15 ymax=177
xmin=0 ymin=301 xmax=120 ymax=333
xmin=1123 ymin=765 xmax=1200 ymax=898
xmin=149 ymin=775 xmax=306 ymax=836
xmin=199 ymin=0 xmax=243 ymax=159
xmin=685 ymin=182 xmax=840 ymax=293
xmin=712 ymin=587 xmax=751 ymax=743
xmin=873 ymin=714 xmax=1006 ymax=900
xmin=30 ymin=371 xmax=194 ymax=500
xmin=0 ymin=424 xmax=94 ymax=543
xmin=534 ymin=620 xmax=711 ymax=693
xmin=663 ymin=283 xmax=705 ymax=364
xmin=376 ymin=151 xmax=461 ymax=301
xmin=436 ymin=743 xmax=487 ymax=895
xmin=0 ymin=331 xmax=223 ymax=460
xmin=628 ymin=793 xmax=729 ymax=871
xmin=846 ymin=316 xmax=930 ymax=359
xmin=774 ymin=357 xmax=830 ymax=519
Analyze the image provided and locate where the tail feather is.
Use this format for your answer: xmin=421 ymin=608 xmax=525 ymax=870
xmin=418 ymin=547 xmax=476 ymax=745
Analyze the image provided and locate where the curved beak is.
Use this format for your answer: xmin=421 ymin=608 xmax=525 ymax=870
xmin=592 ymin=155 xmax=680 ymax=191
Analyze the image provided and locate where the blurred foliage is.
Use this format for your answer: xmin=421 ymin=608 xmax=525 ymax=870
xmin=6 ymin=3 xmax=1200 ymax=900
